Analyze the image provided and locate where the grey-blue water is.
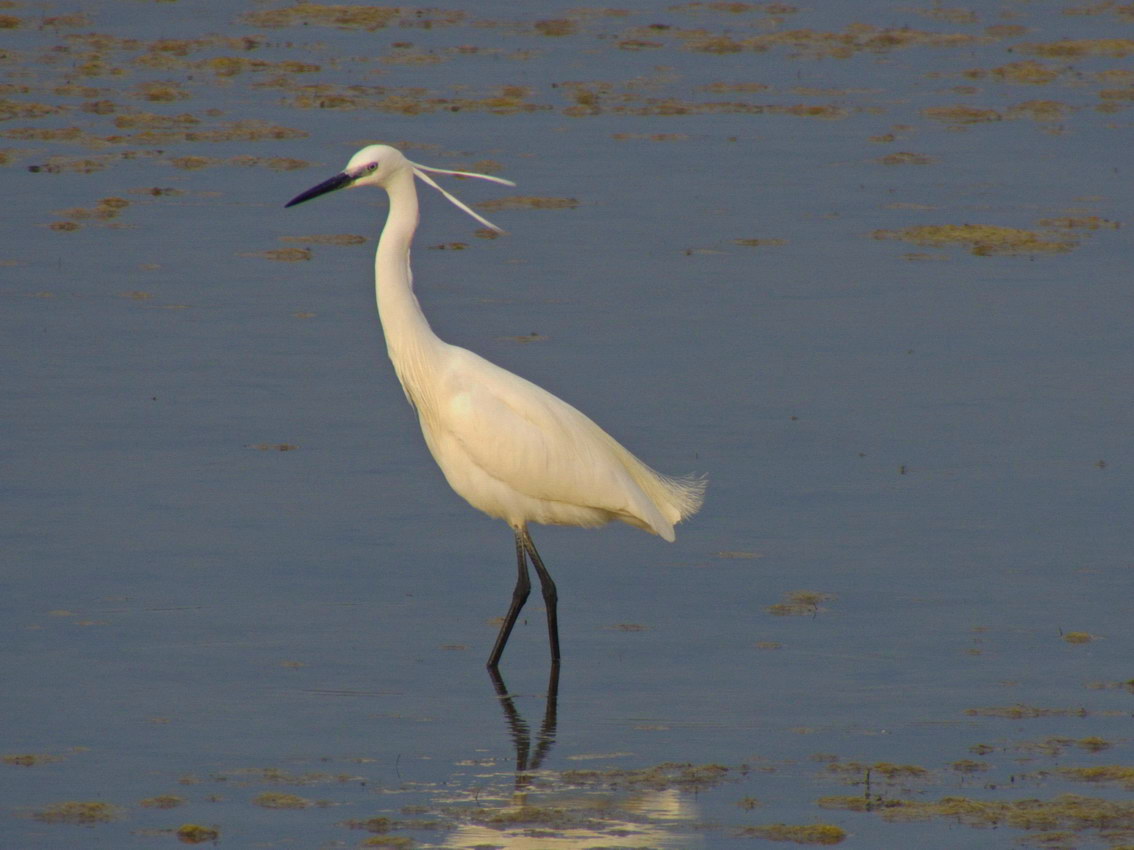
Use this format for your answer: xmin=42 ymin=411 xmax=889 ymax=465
xmin=4 ymin=1 xmax=1132 ymax=847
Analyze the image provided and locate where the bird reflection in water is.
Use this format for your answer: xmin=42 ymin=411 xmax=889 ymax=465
xmin=488 ymin=664 xmax=560 ymax=789
xmin=436 ymin=666 xmax=704 ymax=850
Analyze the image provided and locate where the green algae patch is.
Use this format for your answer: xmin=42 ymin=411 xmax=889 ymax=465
xmin=988 ymin=60 xmax=1063 ymax=85
xmin=1059 ymin=765 xmax=1134 ymax=788
xmin=200 ymin=56 xmax=321 ymax=77
xmin=878 ymin=151 xmax=934 ymax=165
xmin=535 ymin=18 xmax=577 ymax=37
xmin=280 ymin=233 xmax=367 ymax=246
xmin=3 ymin=753 xmax=64 ymax=766
xmin=735 ymin=238 xmax=788 ymax=247
xmin=1008 ymin=99 xmax=1072 ymax=121
xmin=0 ymin=98 xmax=63 ymax=121
xmin=497 ymin=331 xmax=547 ymax=343
xmin=738 ymin=823 xmax=847 ymax=844
xmin=559 ymin=761 xmax=732 ymax=791
xmin=922 ymin=105 xmax=1002 ymax=124
xmin=280 ymin=84 xmax=545 ymax=115
xmin=113 ymin=110 xmax=200 ymax=130
xmin=820 ymin=793 xmax=1134 ymax=831
xmin=670 ymin=25 xmax=989 ymax=58
xmin=477 ymin=195 xmax=580 ymax=211
xmin=873 ymin=224 xmax=1076 ymax=256
xmin=1018 ymin=38 xmax=1134 ymax=57
xmin=253 ymin=791 xmax=311 ymax=809
xmin=131 ymin=81 xmax=192 ymax=102
xmin=344 ymin=816 xmax=394 ymax=832
xmin=53 ymin=197 xmax=130 ymax=227
xmin=233 ymin=766 xmax=361 ymax=785
xmin=975 ymin=735 xmax=1113 ymax=758
xmin=242 ymin=4 xmax=403 ymax=31
xmin=251 ymin=247 xmax=312 ymax=262
xmin=169 ymin=156 xmax=215 ymax=171
xmin=176 ymin=824 xmax=220 ymax=843
xmin=828 ymin=761 xmax=930 ymax=782
xmin=1037 ymin=216 xmax=1119 ymax=230
xmin=468 ymin=805 xmax=578 ymax=828
xmin=1077 ymin=737 xmax=1112 ymax=752
xmin=767 ymin=590 xmax=833 ymax=616
xmin=817 ymin=794 xmax=876 ymax=813
xmin=34 ymin=801 xmax=121 ymax=824
xmin=951 ymin=759 xmax=989 ymax=773
xmin=963 ymin=704 xmax=1088 ymax=718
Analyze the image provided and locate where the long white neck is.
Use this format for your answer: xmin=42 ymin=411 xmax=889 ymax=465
xmin=375 ymin=168 xmax=446 ymax=408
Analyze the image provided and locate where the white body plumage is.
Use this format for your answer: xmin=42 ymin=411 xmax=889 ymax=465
xmin=286 ymin=144 xmax=704 ymax=667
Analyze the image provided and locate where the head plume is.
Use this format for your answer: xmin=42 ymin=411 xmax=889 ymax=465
xmin=410 ymin=162 xmax=515 ymax=233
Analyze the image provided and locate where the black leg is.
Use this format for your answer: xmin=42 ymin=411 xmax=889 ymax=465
xmin=521 ymin=527 xmax=560 ymax=666
xmin=487 ymin=530 xmax=531 ymax=669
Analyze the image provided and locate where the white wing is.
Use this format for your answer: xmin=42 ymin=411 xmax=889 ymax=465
xmin=417 ymin=347 xmax=701 ymax=539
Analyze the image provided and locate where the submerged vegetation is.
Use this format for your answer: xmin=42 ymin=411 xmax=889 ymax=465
xmin=767 ymin=590 xmax=834 ymax=616
xmin=33 ymin=801 xmax=121 ymax=824
xmin=737 ymin=822 xmax=847 ymax=844
xmin=820 ymin=793 xmax=1134 ymax=831
xmin=872 ymin=222 xmax=1095 ymax=256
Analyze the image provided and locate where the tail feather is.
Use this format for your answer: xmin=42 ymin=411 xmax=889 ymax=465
xmin=661 ymin=471 xmax=707 ymax=522
xmin=621 ymin=458 xmax=706 ymax=541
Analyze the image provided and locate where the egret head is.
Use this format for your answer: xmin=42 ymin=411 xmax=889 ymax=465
xmin=285 ymin=143 xmax=515 ymax=232
xmin=345 ymin=144 xmax=407 ymax=188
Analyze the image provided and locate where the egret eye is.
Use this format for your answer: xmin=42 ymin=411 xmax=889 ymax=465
xmin=367 ymin=162 xmax=379 ymax=172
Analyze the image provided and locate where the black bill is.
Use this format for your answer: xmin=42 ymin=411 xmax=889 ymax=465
xmin=285 ymin=171 xmax=353 ymax=208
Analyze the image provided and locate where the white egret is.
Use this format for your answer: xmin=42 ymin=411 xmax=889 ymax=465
xmin=286 ymin=144 xmax=704 ymax=668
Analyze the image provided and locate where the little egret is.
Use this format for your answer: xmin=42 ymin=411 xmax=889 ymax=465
xmin=286 ymin=144 xmax=704 ymax=668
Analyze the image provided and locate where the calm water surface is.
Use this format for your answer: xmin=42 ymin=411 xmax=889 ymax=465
xmin=3 ymin=1 xmax=1133 ymax=847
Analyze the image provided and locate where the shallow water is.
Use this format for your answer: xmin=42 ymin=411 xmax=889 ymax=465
xmin=4 ymin=1 xmax=1133 ymax=847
